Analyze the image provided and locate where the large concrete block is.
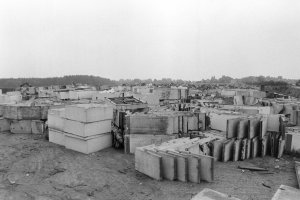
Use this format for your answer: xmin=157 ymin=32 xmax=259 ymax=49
xmin=64 ymin=119 xmax=111 ymax=137
xmin=0 ymin=118 xmax=10 ymax=132
xmin=267 ymin=115 xmax=281 ymax=132
xmin=65 ymin=104 xmax=113 ymax=123
xmin=17 ymin=106 xmax=41 ymax=120
xmin=135 ymin=147 xmax=162 ymax=180
xmin=3 ymin=105 xmax=18 ymax=119
xmin=10 ymin=120 xmax=32 ymax=134
xmin=49 ymin=128 xmax=65 ymax=146
xmin=48 ymin=108 xmax=65 ymax=131
xmin=209 ymin=113 xmax=241 ymax=132
xmin=65 ymin=132 xmax=112 ymax=154
xmin=271 ymin=185 xmax=299 ymax=200
xmin=129 ymin=134 xmax=176 ymax=154
xmin=31 ymin=120 xmax=45 ymax=134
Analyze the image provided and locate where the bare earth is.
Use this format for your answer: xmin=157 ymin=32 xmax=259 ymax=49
xmin=0 ymin=132 xmax=298 ymax=200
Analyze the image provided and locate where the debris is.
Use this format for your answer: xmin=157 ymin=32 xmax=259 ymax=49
xmin=275 ymin=165 xmax=280 ymax=169
xmin=262 ymin=183 xmax=271 ymax=189
xmin=238 ymin=165 xmax=268 ymax=171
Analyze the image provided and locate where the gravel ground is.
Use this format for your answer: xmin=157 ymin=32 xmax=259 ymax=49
xmin=0 ymin=131 xmax=298 ymax=200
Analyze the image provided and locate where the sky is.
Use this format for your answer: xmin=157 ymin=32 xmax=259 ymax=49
xmin=0 ymin=0 xmax=300 ymax=81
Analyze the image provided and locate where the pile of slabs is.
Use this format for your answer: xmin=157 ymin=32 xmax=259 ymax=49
xmin=0 ymin=104 xmax=47 ymax=134
xmin=48 ymin=104 xmax=114 ymax=154
xmin=135 ymin=136 xmax=220 ymax=183
xmin=211 ymin=114 xmax=285 ymax=162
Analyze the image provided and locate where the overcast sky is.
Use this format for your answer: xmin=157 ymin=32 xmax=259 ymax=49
xmin=0 ymin=0 xmax=300 ymax=81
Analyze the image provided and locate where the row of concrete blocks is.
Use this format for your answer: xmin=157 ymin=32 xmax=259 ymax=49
xmin=135 ymin=137 xmax=217 ymax=183
xmin=48 ymin=104 xmax=114 ymax=154
xmin=0 ymin=105 xmax=49 ymax=120
xmin=212 ymin=132 xmax=285 ymax=162
xmin=0 ymin=117 xmax=45 ymax=134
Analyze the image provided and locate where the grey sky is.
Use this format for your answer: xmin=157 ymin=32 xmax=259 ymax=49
xmin=0 ymin=0 xmax=300 ymax=81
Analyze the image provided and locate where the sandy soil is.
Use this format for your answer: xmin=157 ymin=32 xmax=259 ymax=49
xmin=0 ymin=131 xmax=299 ymax=200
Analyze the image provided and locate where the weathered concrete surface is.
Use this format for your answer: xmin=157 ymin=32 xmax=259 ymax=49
xmin=0 ymin=132 xmax=298 ymax=200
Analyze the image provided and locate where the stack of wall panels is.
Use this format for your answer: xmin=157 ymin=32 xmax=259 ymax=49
xmin=135 ymin=136 xmax=219 ymax=183
xmin=63 ymin=104 xmax=113 ymax=154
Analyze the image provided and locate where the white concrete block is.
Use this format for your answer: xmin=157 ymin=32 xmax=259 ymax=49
xmin=31 ymin=120 xmax=45 ymax=134
xmin=10 ymin=120 xmax=32 ymax=134
xmin=64 ymin=119 xmax=111 ymax=137
xmin=48 ymin=108 xmax=65 ymax=131
xmin=0 ymin=118 xmax=10 ymax=132
xmin=65 ymin=104 xmax=113 ymax=122
xmin=65 ymin=132 xmax=112 ymax=154
xmin=49 ymin=128 xmax=65 ymax=146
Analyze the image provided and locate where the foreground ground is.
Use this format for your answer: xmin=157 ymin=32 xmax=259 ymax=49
xmin=0 ymin=132 xmax=299 ymax=200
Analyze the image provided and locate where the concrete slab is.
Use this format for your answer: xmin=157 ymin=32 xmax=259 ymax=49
xmin=0 ymin=117 xmax=10 ymax=132
xmin=135 ymin=147 xmax=163 ymax=180
xmin=65 ymin=132 xmax=112 ymax=154
xmin=237 ymin=119 xmax=248 ymax=139
xmin=49 ymin=128 xmax=65 ymax=146
xmin=10 ymin=120 xmax=32 ymax=134
xmin=271 ymin=185 xmax=300 ymax=200
xmin=233 ymin=139 xmax=242 ymax=161
xmin=212 ymin=139 xmax=226 ymax=161
xmin=226 ymin=118 xmax=240 ymax=139
xmin=65 ymin=104 xmax=113 ymax=123
xmin=222 ymin=139 xmax=235 ymax=162
xmin=64 ymin=119 xmax=112 ymax=137
xmin=191 ymin=188 xmax=240 ymax=200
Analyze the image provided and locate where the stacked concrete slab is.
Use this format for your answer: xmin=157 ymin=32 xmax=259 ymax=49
xmin=135 ymin=135 xmax=221 ymax=183
xmin=210 ymin=113 xmax=285 ymax=162
xmin=0 ymin=104 xmax=47 ymax=134
xmin=48 ymin=108 xmax=66 ymax=146
xmin=59 ymin=104 xmax=113 ymax=154
xmin=125 ymin=111 xmax=206 ymax=153
xmin=285 ymin=126 xmax=300 ymax=154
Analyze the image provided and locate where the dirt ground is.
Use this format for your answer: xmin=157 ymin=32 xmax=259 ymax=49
xmin=0 ymin=132 xmax=299 ymax=200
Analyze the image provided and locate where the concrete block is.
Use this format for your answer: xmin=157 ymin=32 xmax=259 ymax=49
xmin=0 ymin=118 xmax=10 ymax=132
xmin=248 ymin=117 xmax=260 ymax=139
xmin=17 ymin=106 xmax=41 ymax=120
xmin=65 ymin=104 xmax=113 ymax=123
xmin=40 ymin=105 xmax=50 ymax=120
xmin=222 ymin=138 xmax=235 ymax=162
xmin=240 ymin=138 xmax=247 ymax=160
xmin=166 ymin=151 xmax=188 ymax=182
xmin=10 ymin=120 xmax=32 ymax=134
xmin=148 ymin=150 xmax=176 ymax=181
xmin=259 ymin=117 xmax=268 ymax=139
xmin=212 ymin=139 xmax=226 ymax=161
xmin=226 ymin=118 xmax=240 ymax=139
xmin=233 ymin=95 xmax=244 ymax=105
xmin=251 ymin=137 xmax=259 ymax=158
xmin=135 ymin=147 xmax=162 ymax=180
xmin=233 ymin=139 xmax=242 ymax=161
xmin=64 ymin=119 xmax=112 ymax=137
xmin=65 ymin=132 xmax=112 ymax=154
xmin=49 ymin=128 xmax=65 ymax=146
xmin=186 ymin=156 xmax=201 ymax=183
xmin=129 ymin=134 xmax=176 ymax=154
xmin=286 ymin=131 xmax=300 ymax=154
xmin=31 ymin=120 xmax=45 ymax=134
xmin=271 ymin=185 xmax=300 ymax=200
xmin=261 ymin=135 xmax=268 ymax=157
xmin=237 ymin=119 xmax=248 ymax=139
xmin=209 ymin=113 xmax=241 ymax=132
xmin=246 ymin=139 xmax=251 ymax=159
xmin=48 ymin=108 xmax=66 ymax=132
xmin=267 ymin=115 xmax=281 ymax=132
xmin=191 ymin=188 xmax=240 ymax=200
xmin=3 ymin=105 xmax=18 ymax=119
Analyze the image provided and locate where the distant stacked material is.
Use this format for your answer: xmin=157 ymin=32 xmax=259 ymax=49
xmin=51 ymin=104 xmax=113 ymax=154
